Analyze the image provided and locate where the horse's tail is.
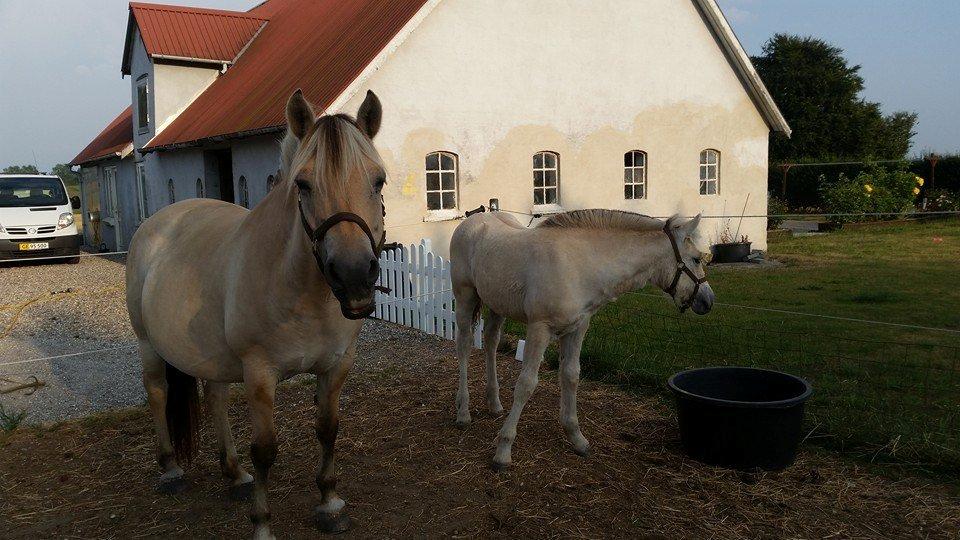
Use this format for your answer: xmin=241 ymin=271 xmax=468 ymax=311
xmin=165 ymin=362 xmax=201 ymax=465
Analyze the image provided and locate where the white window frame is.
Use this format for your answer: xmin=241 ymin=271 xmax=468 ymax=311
xmin=196 ymin=178 xmax=205 ymax=198
xmin=699 ymin=149 xmax=720 ymax=196
xmin=136 ymin=77 xmax=149 ymax=133
xmin=167 ymin=178 xmax=176 ymax=205
xmin=625 ymin=150 xmax=647 ymax=200
xmin=533 ymin=151 xmax=561 ymax=212
xmin=135 ymin=162 xmax=149 ymax=221
xmin=424 ymin=151 xmax=460 ymax=221
xmin=238 ymin=175 xmax=249 ymax=208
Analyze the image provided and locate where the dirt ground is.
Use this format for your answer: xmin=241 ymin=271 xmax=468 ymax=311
xmin=1 ymin=326 xmax=958 ymax=539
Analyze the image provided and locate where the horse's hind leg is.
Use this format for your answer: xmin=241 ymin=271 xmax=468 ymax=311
xmin=493 ymin=322 xmax=551 ymax=470
xmin=140 ymin=340 xmax=185 ymax=494
xmin=312 ymin=345 xmax=355 ymax=534
xmin=454 ymin=285 xmax=480 ymax=426
xmin=558 ymin=322 xmax=591 ymax=457
xmin=204 ymin=381 xmax=254 ymax=499
xmin=482 ymin=311 xmax=506 ymax=415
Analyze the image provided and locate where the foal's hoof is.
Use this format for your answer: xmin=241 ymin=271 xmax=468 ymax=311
xmin=573 ymin=445 xmax=591 ymax=458
xmin=228 ymin=479 xmax=255 ymax=501
xmin=315 ymin=511 xmax=352 ymax=534
xmin=490 ymin=460 xmax=511 ymax=473
xmin=156 ymin=475 xmax=187 ymax=495
xmin=455 ymin=416 xmax=472 ymax=429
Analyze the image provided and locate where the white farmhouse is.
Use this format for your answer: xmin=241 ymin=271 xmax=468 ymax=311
xmin=72 ymin=0 xmax=790 ymax=255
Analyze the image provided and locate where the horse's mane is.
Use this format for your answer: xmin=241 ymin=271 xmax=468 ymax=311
xmin=280 ymin=113 xmax=382 ymax=190
xmin=538 ymin=209 xmax=665 ymax=232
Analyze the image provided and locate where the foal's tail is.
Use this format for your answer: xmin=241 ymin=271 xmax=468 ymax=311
xmin=165 ymin=362 xmax=201 ymax=465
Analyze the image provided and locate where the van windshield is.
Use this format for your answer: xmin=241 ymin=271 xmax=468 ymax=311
xmin=0 ymin=177 xmax=68 ymax=208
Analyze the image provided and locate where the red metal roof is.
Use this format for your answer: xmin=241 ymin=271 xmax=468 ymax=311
xmin=122 ymin=2 xmax=267 ymax=74
xmin=70 ymin=107 xmax=133 ymax=166
xmin=145 ymin=0 xmax=427 ymax=150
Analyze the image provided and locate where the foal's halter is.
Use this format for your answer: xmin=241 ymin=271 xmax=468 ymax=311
xmin=663 ymin=222 xmax=707 ymax=312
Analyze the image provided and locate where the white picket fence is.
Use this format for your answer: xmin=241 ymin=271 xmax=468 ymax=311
xmin=374 ymin=241 xmax=482 ymax=348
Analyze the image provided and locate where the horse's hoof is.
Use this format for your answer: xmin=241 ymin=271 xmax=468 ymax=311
xmin=156 ymin=475 xmax=187 ymax=495
xmin=228 ymin=479 xmax=255 ymax=501
xmin=574 ymin=445 xmax=591 ymax=458
xmin=315 ymin=510 xmax=351 ymax=534
xmin=488 ymin=405 xmax=504 ymax=416
xmin=490 ymin=460 xmax=510 ymax=473
xmin=455 ymin=417 xmax=471 ymax=428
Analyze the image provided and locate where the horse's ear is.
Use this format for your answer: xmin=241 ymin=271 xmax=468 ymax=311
xmin=356 ymin=90 xmax=382 ymax=139
xmin=286 ymin=89 xmax=316 ymax=140
xmin=684 ymin=213 xmax=703 ymax=235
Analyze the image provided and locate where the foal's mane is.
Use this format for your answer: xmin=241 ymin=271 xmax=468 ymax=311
xmin=538 ymin=209 xmax=665 ymax=232
xmin=280 ymin=113 xmax=382 ymax=190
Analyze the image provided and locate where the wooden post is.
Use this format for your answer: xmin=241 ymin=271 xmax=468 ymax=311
xmin=779 ymin=164 xmax=793 ymax=199
xmin=928 ymin=154 xmax=939 ymax=190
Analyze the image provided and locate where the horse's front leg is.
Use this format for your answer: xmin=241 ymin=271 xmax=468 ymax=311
xmin=243 ymin=361 xmax=279 ymax=540
xmin=313 ymin=348 xmax=355 ymax=534
xmin=558 ymin=321 xmax=591 ymax=456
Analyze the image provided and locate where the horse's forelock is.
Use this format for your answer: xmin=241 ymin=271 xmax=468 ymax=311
xmin=284 ymin=114 xmax=382 ymax=192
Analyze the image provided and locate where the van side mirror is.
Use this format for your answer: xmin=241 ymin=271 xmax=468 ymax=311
xmin=70 ymin=195 xmax=81 ymax=210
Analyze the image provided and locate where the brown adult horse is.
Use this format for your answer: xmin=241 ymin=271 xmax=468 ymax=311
xmin=126 ymin=90 xmax=386 ymax=539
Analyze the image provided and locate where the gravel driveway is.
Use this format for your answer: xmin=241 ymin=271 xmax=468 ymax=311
xmin=0 ymin=254 xmax=417 ymax=425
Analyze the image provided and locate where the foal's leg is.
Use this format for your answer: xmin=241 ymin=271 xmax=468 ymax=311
xmin=204 ymin=381 xmax=254 ymax=498
xmin=492 ymin=322 xmax=552 ymax=470
xmin=313 ymin=346 xmax=355 ymax=533
xmin=482 ymin=311 xmax=506 ymax=415
xmin=243 ymin=363 xmax=279 ymax=540
xmin=140 ymin=340 xmax=185 ymax=494
xmin=454 ymin=286 xmax=480 ymax=426
xmin=558 ymin=322 xmax=591 ymax=456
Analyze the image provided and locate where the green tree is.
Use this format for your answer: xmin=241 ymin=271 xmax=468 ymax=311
xmin=752 ymin=34 xmax=917 ymax=162
xmin=1 ymin=164 xmax=41 ymax=175
xmin=51 ymin=163 xmax=81 ymax=197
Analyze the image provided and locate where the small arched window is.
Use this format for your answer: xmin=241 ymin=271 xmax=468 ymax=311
xmin=699 ymin=149 xmax=720 ymax=195
xmin=238 ymin=176 xmax=249 ymax=208
xmin=624 ymin=150 xmax=647 ymax=200
xmin=196 ymin=178 xmax=205 ymax=198
xmin=266 ymin=174 xmax=276 ymax=192
xmin=167 ymin=179 xmax=176 ymax=205
xmin=425 ymin=151 xmax=458 ymax=210
xmin=533 ymin=151 xmax=559 ymax=205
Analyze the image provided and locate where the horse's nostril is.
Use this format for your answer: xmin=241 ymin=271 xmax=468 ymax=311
xmin=325 ymin=262 xmax=340 ymax=284
xmin=368 ymin=259 xmax=379 ymax=280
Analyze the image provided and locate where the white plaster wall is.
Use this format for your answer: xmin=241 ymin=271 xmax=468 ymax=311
xmin=153 ymin=63 xmax=220 ymax=135
xmin=334 ymin=0 xmax=772 ymax=256
xmin=144 ymin=149 xmax=205 ymax=212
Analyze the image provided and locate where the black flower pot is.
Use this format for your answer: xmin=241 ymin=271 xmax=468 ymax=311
xmin=711 ymin=242 xmax=751 ymax=263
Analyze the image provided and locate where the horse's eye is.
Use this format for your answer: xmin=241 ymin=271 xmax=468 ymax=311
xmin=374 ymin=176 xmax=386 ymax=192
xmin=693 ymin=257 xmax=702 ymax=266
xmin=295 ymin=179 xmax=312 ymax=193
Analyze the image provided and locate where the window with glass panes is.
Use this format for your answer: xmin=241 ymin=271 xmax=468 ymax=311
xmin=533 ymin=151 xmax=559 ymax=205
xmin=425 ymin=152 xmax=457 ymax=210
xmin=699 ymin=149 xmax=719 ymax=195
xmin=624 ymin=150 xmax=647 ymax=199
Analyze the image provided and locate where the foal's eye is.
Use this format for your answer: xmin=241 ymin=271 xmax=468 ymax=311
xmin=693 ymin=257 xmax=702 ymax=266
xmin=295 ymin=179 xmax=312 ymax=193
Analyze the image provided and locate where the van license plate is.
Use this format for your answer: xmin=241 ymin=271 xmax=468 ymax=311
xmin=19 ymin=242 xmax=49 ymax=251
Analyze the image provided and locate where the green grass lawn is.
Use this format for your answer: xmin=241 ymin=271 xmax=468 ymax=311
xmin=509 ymin=219 xmax=960 ymax=476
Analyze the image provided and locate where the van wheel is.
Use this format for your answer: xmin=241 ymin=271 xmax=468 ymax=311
xmin=67 ymin=255 xmax=81 ymax=264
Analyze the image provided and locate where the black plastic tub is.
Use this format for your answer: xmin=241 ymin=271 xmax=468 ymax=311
xmin=711 ymin=242 xmax=752 ymax=263
xmin=668 ymin=367 xmax=812 ymax=471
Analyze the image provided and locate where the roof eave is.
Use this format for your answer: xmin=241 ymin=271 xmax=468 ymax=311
xmin=693 ymin=0 xmax=792 ymax=137
xmin=142 ymin=125 xmax=286 ymax=154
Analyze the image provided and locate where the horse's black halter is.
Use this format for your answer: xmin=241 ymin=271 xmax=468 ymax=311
xmin=663 ymin=222 xmax=707 ymax=312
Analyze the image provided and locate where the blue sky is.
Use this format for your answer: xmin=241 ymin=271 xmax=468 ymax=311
xmin=0 ymin=0 xmax=957 ymax=171
xmin=717 ymin=0 xmax=960 ymax=156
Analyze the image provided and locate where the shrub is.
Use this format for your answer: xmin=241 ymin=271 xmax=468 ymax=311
xmin=767 ymin=195 xmax=790 ymax=230
xmin=819 ymin=166 xmax=920 ymax=222
xmin=0 ymin=403 xmax=27 ymax=432
xmin=922 ymin=188 xmax=960 ymax=212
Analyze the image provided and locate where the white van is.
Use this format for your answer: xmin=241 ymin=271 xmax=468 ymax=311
xmin=0 ymin=174 xmax=81 ymax=263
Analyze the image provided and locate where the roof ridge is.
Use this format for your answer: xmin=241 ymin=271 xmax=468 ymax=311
xmin=129 ymin=2 xmax=268 ymax=21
